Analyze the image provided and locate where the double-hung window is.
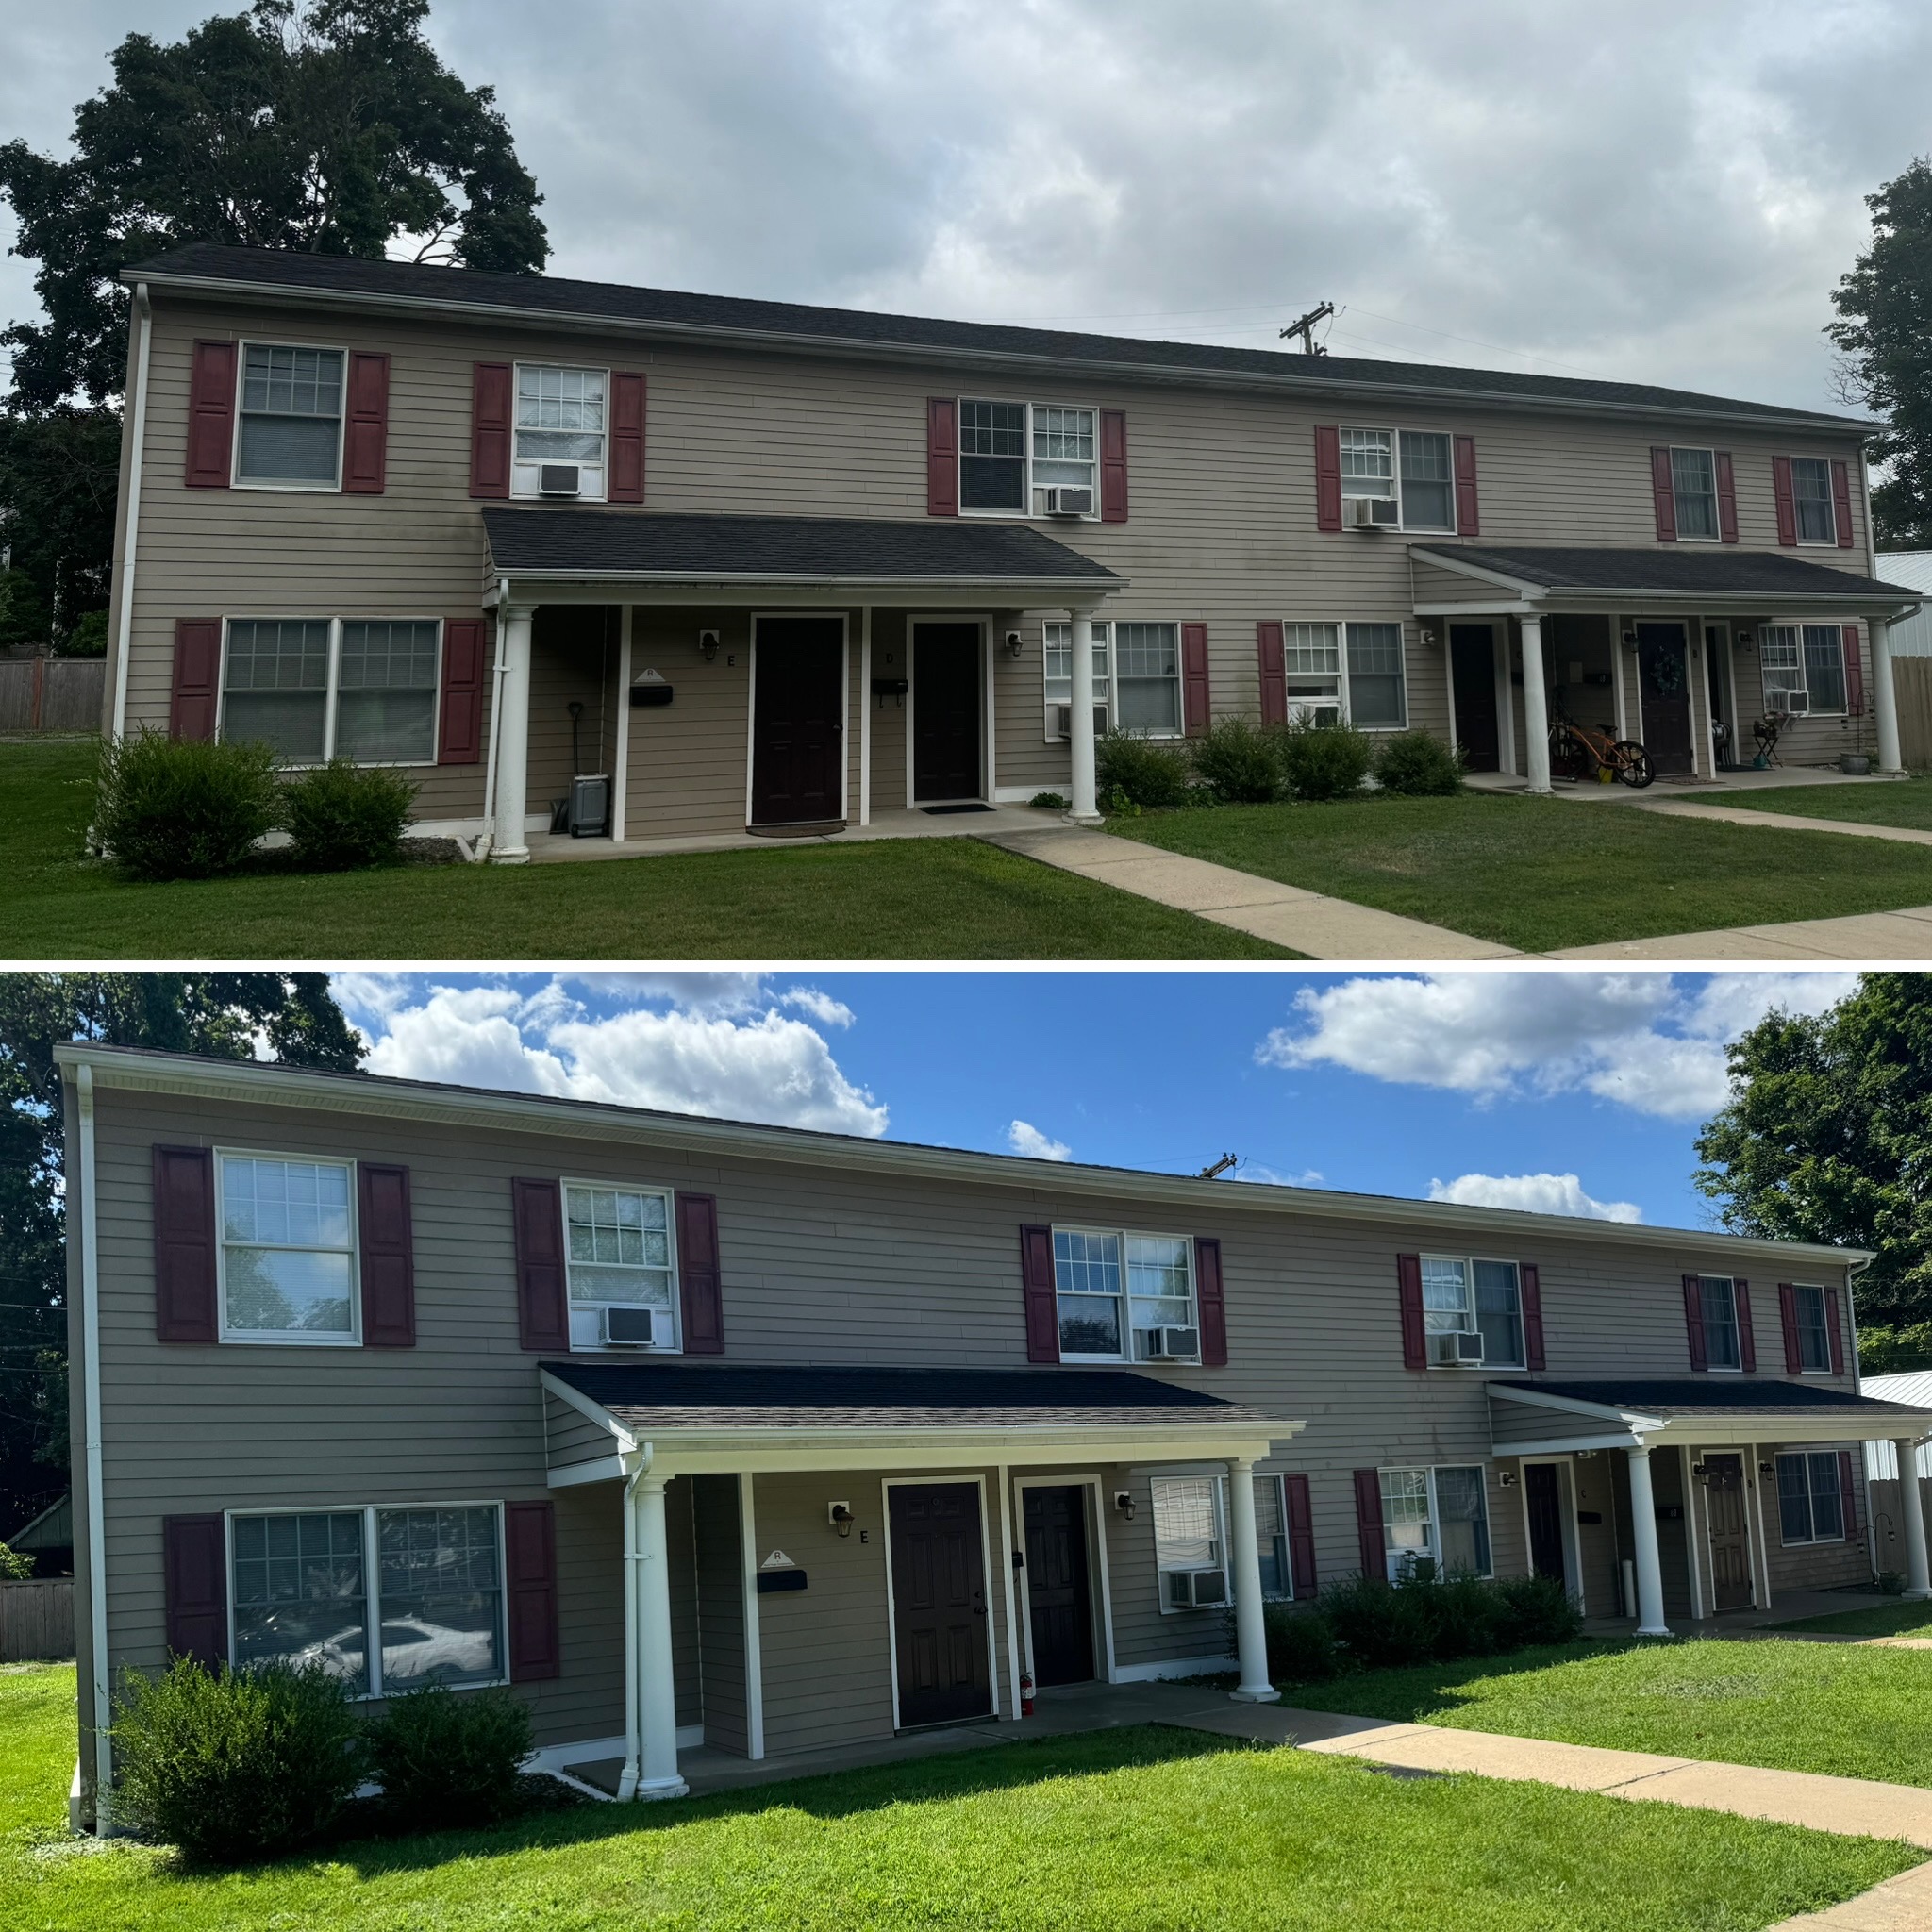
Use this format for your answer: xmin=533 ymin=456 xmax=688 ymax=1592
xmin=1277 ymin=621 xmax=1408 ymax=729
xmin=230 ymin=1504 xmax=507 ymax=1694
xmin=1151 ymin=1475 xmax=1227 ymax=1610
xmin=1253 ymin=1474 xmax=1293 ymax=1600
xmin=1790 ymin=458 xmax=1837 ymax=544
xmin=1696 ymin=1274 xmax=1742 ymax=1370
xmin=1051 ymin=1225 xmax=1196 ymax=1362
xmin=1042 ymin=621 xmax=1183 ymax=739
xmin=1421 ymin=1257 xmax=1524 ymax=1369
xmin=1791 ymin=1284 xmax=1833 ymax=1373
xmin=220 ymin=617 xmax=441 ymax=765
xmin=563 ymin=1181 xmax=678 ymax=1350
xmin=1340 ymin=428 xmax=1455 ymax=532
xmin=1379 ymin=1465 xmax=1491 ymax=1579
xmin=959 ymin=400 xmax=1097 ymax=516
xmin=1775 ymin=1453 xmax=1845 ymax=1545
xmin=1758 ymin=624 xmax=1848 ymax=715
xmin=513 ymin=364 xmax=608 ymax=499
xmin=1043 ymin=619 xmax=1111 ymax=727
xmin=1669 ymin=447 xmax=1720 ymax=540
xmin=218 ymin=1152 xmax=358 ymax=1343
xmin=237 ymin=342 xmax=345 ymax=488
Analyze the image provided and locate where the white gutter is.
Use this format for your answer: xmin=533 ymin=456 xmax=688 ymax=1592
xmin=108 ymin=283 xmax=153 ymax=742
xmin=75 ymin=1067 xmax=112 ymax=1831
xmin=475 ymin=577 xmax=511 ymax=861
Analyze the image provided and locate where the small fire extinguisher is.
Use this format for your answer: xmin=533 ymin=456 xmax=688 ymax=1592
xmin=1020 ymin=1670 xmax=1035 ymax=1717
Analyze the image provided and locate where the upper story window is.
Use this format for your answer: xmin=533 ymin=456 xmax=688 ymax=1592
xmin=1052 ymin=1225 xmax=1196 ymax=1363
xmin=960 ymin=400 xmax=1097 ymax=517
xmin=1278 ymin=621 xmax=1408 ymax=730
xmin=1340 ymin=428 xmax=1455 ymax=532
xmin=1421 ymin=1257 xmax=1524 ymax=1369
xmin=1669 ymin=447 xmax=1720 ymax=541
xmin=564 ymin=1181 xmax=678 ymax=1350
xmin=1042 ymin=621 xmax=1184 ymax=740
xmin=1792 ymin=1284 xmax=1833 ymax=1373
xmin=221 ymin=617 xmax=441 ymax=766
xmin=237 ymin=342 xmax=345 ymax=489
xmin=218 ymin=1152 xmax=357 ymax=1343
xmin=1791 ymin=458 xmax=1838 ymax=544
xmin=1380 ymin=1464 xmax=1491 ymax=1580
xmin=1776 ymin=1453 xmax=1845 ymax=1545
xmin=1696 ymin=1274 xmax=1741 ymax=1370
xmin=1759 ymin=624 xmax=1848 ymax=714
xmin=513 ymin=364 xmax=607 ymax=500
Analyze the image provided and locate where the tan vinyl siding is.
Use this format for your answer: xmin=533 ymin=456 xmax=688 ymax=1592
xmin=691 ymin=1474 xmax=748 ymax=1753
xmin=550 ymin=1483 xmax=625 ymax=1745
xmin=543 ymin=1395 xmax=618 ymax=1474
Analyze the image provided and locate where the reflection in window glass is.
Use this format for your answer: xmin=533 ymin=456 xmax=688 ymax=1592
xmin=1053 ymin=1227 xmax=1123 ymax=1357
xmin=231 ymin=1511 xmax=369 ymax=1690
xmin=220 ymin=1156 xmax=354 ymax=1336
xmin=959 ymin=400 xmax=1027 ymax=510
xmin=222 ymin=619 xmax=331 ymax=760
xmin=376 ymin=1507 xmax=504 ymax=1688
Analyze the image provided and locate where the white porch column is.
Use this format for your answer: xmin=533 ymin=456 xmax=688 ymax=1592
xmin=1226 ymin=1458 xmax=1280 ymax=1703
xmin=634 ymin=1473 xmax=690 ymax=1798
xmin=1895 ymin=1440 xmax=1931 ymax=1600
xmin=491 ymin=602 xmax=535 ymax=862
xmin=1521 ymin=613 xmax=1553 ymax=794
xmin=1624 ymin=1446 xmax=1671 ymax=1636
xmin=1873 ymin=620 xmax=1905 ymax=774
xmin=1067 ymin=607 xmax=1101 ymax=824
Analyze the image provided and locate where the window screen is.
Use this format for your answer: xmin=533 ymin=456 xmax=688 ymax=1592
xmin=231 ymin=1511 xmax=370 ymax=1691
xmin=1113 ymin=622 xmax=1180 ymax=734
xmin=238 ymin=344 xmax=344 ymax=485
xmin=1345 ymin=622 xmax=1407 ymax=727
xmin=1672 ymin=448 xmax=1719 ymax=539
xmin=1790 ymin=458 xmax=1836 ymax=543
xmin=337 ymin=621 xmax=439 ymax=762
xmin=1398 ymin=431 xmax=1454 ymax=530
xmin=222 ymin=619 xmax=331 ymax=760
xmin=959 ymin=400 xmax=1027 ymax=510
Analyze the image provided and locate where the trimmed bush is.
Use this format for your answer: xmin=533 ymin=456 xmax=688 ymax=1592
xmin=1191 ymin=718 xmax=1281 ymax=803
xmin=1272 ymin=717 xmax=1372 ymax=802
xmin=1316 ymin=1574 xmax=1438 ymax=1670
xmin=1492 ymin=1572 xmax=1587 ymax=1649
xmin=0 ymin=1539 xmax=32 ymax=1579
xmin=1261 ymin=1601 xmax=1341 ymax=1682
xmin=366 ymin=1682 xmax=534 ymax=1832
xmin=111 ymin=1657 xmax=364 ymax=1863
xmin=1095 ymin=730 xmax=1194 ymax=809
xmin=1415 ymin=1571 xmax=1509 ymax=1660
xmin=93 ymin=728 xmax=281 ymax=881
xmin=1374 ymin=728 xmax=1465 ymax=796
xmin=283 ymin=758 xmax=419 ymax=871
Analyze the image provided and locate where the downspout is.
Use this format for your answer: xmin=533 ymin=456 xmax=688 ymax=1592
xmin=1848 ymin=1254 xmax=1881 ymax=1575
xmin=616 ymin=1443 xmax=653 ymax=1800
xmin=108 ymin=284 xmax=154 ymax=743
xmin=76 ymin=1066 xmax=112 ymax=1830
xmin=475 ymin=578 xmax=511 ymax=860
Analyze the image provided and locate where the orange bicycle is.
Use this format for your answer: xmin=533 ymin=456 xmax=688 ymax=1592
xmin=1548 ymin=692 xmax=1655 ymax=788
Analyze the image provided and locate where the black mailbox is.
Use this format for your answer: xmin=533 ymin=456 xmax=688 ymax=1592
xmin=871 ymin=677 xmax=909 ymax=697
xmin=756 ymin=1569 xmax=807 ymax=1594
xmin=629 ymin=680 xmax=675 ymax=708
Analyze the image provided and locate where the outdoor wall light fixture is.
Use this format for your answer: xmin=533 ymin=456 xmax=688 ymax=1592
xmin=1005 ymin=630 xmax=1024 ymax=658
xmin=1113 ymin=1491 xmax=1136 ymax=1522
xmin=827 ymin=1501 xmax=854 ymax=1538
xmin=1419 ymin=627 xmax=1439 ymax=647
xmin=1497 ymin=1470 xmax=1517 ymax=1488
xmin=1736 ymin=630 xmax=1757 ymax=651
xmin=1622 ymin=629 xmax=1640 ymax=649
xmin=698 ymin=629 xmax=721 ymax=661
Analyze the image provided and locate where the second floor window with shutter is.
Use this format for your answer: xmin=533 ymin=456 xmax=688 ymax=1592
xmin=563 ymin=1182 xmax=677 ymax=1349
xmin=1670 ymin=447 xmax=1720 ymax=540
xmin=1421 ymin=1257 xmax=1524 ymax=1368
xmin=1052 ymin=1225 xmax=1196 ymax=1362
xmin=1792 ymin=1284 xmax=1832 ymax=1372
xmin=1698 ymin=1274 xmax=1742 ymax=1369
xmin=959 ymin=400 xmax=1098 ymax=515
xmin=237 ymin=343 xmax=345 ymax=487
xmin=218 ymin=1152 xmax=357 ymax=1341
xmin=1791 ymin=458 xmax=1837 ymax=543
xmin=1339 ymin=428 xmax=1455 ymax=531
xmin=514 ymin=365 xmax=607 ymax=499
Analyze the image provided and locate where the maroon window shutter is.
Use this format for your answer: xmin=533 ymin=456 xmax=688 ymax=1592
xmin=1837 ymin=1449 xmax=1858 ymax=1542
xmin=1453 ymin=435 xmax=1481 ymax=536
xmin=341 ymin=351 xmax=390 ymax=494
xmin=469 ymin=362 xmax=512 ymax=498
xmin=169 ymin=619 xmax=223 ymax=741
xmin=1396 ymin=1254 xmax=1425 ymax=1371
xmin=1519 ymin=1263 xmax=1545 ymax=1372
xmin=358 ymin=1162 xmax=415 ymax=1347
xmin=1715 ymin=452 xmax=1739 ymax=544
xmin=675 ymin=1191 xmax=724 ymax=1355
xmin=1283 ymin=1474 xmax=1318 ymax=1601
xmin=1734 ymin=1279 xmax=1755 ymax=1374
xmin=1825 ymin=1286 xmax=1845 ymax=1375
xmin=504 ymin=1500 xmax=560 ymax=1681
xmin=437 ymin=619 xmax=488 ymax=764
xmin=608 ymin=371 xmax=646 ymax=504
xmin=186 ymin=340 xmax=237 ymax=488
xmin=511 ymin=1178 xmax=569 ymax=1352
xmin=1181 ymin=623 xmax=1211 ymax=736
xmin=1773 ymin=457 xmax=1798 ymax=546
xmin=153 ymin=1145 xmax=218 ymax=1342
xmin=1314 ymin=425 xmax=1342 ymax=532
xmin=1257 ymin=620 xmax=1287 ymax=725
xmin=1020 ymin=1224 xmax=1059 ymax=1363
xmin=163 ymin=1513 xmax=229 ymax=1666
xmin=1844 ymin=625 xmax=1866 ymax=717
xmin=926 ymin=397 xmax=959 ymax=516
xmin=1099 ymin=408 xmax=1128 ymax=523
xmin=1352 ymin=1469 xmax=1385 ymax=1580
xmin=1194 ymin=1236 xmax=1227 ymax=1366
xmin=1650 ymin=447 xmax=1678 ymax=541
xmin=1778 ymin=1282 xmax=1802 ymax=1374
xmin=1682 ymin=1274 xmax=1707 ymax=1372
xmin=1831 ymin=459 xmax=1855 ymax=548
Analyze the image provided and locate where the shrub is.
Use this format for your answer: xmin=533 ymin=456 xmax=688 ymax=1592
xmin=61 ymin=608 xmax=111 ymax=658
xmin=283 ymin=758 xmax=419 ymax=871
xmin=1191 ymin=718 xmax=1281 ymax=803
xmin=93 ymin=728 xmax=281 ymax=881
xmin=366 ymin=1682 xmax=534 ymax=1832
xmin=0 ymin=1540 xmax=32 ymax=1579
xmin=1096 ymin=730 xmax=1194 ymax=809
xmin=1413 ymin=1571 xmax=1508 ymax=1660
xmin=1272 ymin=717 xmax=1372 ymax=802
xmin=1261 ymin=1601 xmax=1341 ymax=1682
xmin=1491 ymin=1572 xmax=1586 ymax=1649
xmin=1373 ymin=727 xmax=1464 ymax=796
xmin=1029 ymin=791 xmax=1070 ymax=809
xmin=111 ymin=1658 xmax=364 ymax=1863
xmin=1318 ymin=1574 xmax=1438 ymax=1670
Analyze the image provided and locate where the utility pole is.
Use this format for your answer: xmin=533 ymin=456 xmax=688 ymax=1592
xmin=1281 ymin=302 xmax=1334 ymax=356
xmin=1197 ymin=1153 xmax=1239 ymax=1179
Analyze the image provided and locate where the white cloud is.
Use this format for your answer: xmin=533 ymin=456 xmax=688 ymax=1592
xmin=1235 ymin=1164 xmax=1325 ymax=1188
xmin=1428 ymin=1171 xmax=1644 ymax=1224
xmin=363 ymin=987 xmax=573 ymax=1096
xmin=778 ymin=987 xmax=856 ymax=1028
xmin=565 ymin=973 xmax=769 ymax=1015
xmin=1008 ymin=1119 xmax=1073 ymax=1161
xmin=1258 ymin=971 xmax=1856 ymax=1122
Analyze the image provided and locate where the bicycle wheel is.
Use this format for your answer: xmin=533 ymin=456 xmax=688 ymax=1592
xmin=1552 ymin=730 xmax=1595 ymax=783
xmin=1613 ymin=742 xmax=1655 ymax=789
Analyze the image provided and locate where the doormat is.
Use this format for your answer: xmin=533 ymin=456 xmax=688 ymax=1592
xmin=746 ymin=821 xmax=847 ymax=838
xmin=921 ymin=803 xmax=996 ymax=815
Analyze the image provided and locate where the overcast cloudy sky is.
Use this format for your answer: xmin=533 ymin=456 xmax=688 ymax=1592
xmin=4 ymin=0 xmax=1927 ymax=410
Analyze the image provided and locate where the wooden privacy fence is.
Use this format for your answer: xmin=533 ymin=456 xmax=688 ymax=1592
xmin=0 ymin=1579 xmax=75 ymax=1661
xmin=1895 ymin=659 xmax=1932 ymax=772
xmin=0 ymin=657 xmax=105 ymax=734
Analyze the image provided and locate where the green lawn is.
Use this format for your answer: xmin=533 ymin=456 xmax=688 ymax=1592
xmin=0 ymin=740 xmax=1287 ymax=960
xmin=1769 ymin=1601 xmax=1932 ymax=1639
xmin=1674 ymin=777 xmax=1932 ymax=832
xmin=0 ymin=1668 xmax=1914 ymax=1932
xmin=1309 ymin=1636 xmax=1932 ymax=1787
xmin=1105 ymin=791 xmax=1932 ymax=951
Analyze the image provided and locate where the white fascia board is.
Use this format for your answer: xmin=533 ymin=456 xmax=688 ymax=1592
xmin=489 ymin=574 xmax=1124 ymax=608
xmin=1493 ymin=1430 xmax=1647 ymax=1457
xmin=58 ymin=1044 xmax=1874 ymax=1271
xmin=548 ymin=1455 xmax=625 ymax=1489
xmin=541 ymin=1371 xmax=638 ymax=1454
xmin=1414 ymin=599 xmax=1542 ymax=616
xmin=1488 ymin=1384 xmax=1666 ymax=1428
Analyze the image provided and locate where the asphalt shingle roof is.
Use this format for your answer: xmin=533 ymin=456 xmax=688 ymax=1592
xmin=1420 ymin=544 xmax=1911 ymax=599
xmin=1518 ymin=1379 xmax=1932 ymax=1421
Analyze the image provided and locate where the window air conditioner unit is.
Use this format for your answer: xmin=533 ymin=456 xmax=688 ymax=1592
xmin=1171 ymin=1566 xmax=1229 ymax=1609
xmin=1286 ymin=701 xmax=1342 ymax=729
xmin=1428 ymin=1329 xmax=1485 ymax=1367
xmin=538 ymin=463 xmax=582 ymax=497
xmin=1053 ymin=704 xmax=1109 ymax=741
xmin=601 ymin=1307 xmax=658 ymax=1347
xmin=1346 ymin=495 xmax=1398 ymax=528
xmin=1045 ymin=485 xmax=1095 ymax=517
xmin=1766 ymin=688 xmax=1810 ymax=714
xmin=1141 ymin=1324 xmax=1202 ymax=1363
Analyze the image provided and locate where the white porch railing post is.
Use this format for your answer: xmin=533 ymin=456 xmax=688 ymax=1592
xmin=1068 ymin=608 xmax=1101 ymax=824
xmin=1521 ymin=613 xmax=1553 ymax=794
xmin=1624 ymin=1446 xmax=1671 ymax=1636
xmin=1873 ymin=620 xmax=1905 ymax=774
xmin=636 ymin=1474 xmax=690 ymax=1798
xmin=491 ymin=603 xmax=535 ymax=862
xmin=1227 ymin=1458 xmax=1280 ymax=1703
xmin=1895 ymin=1440 xmax=1931 ymax=1600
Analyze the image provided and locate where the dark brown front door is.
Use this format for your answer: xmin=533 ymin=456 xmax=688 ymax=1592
xmin=1704 ymin=1454 xmax=1754 ymax=1610
xmin=1636 ymin=622 xmax=1695 ymax=775
xmin=1524 ymin=1463 xmax=1567 ymax=1586
xmin=912 ymin=622 xmax=982 ymax=802
xmin=1449 ymin=625 xmax=1501 ymax=771
xmin=1023 ymin=1485 xmax=1095 ymax=1686
xmin=889 ymin=1482 xmax=991 ymax=1727
xmin=751 ymin=617 xmax=844 ymax=824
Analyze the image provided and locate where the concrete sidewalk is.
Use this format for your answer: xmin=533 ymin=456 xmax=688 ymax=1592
xmin=1640 ymin=797 xmax=1932 ymax=848
xmin=1553 ymin=904 xmax=1932 ymax=959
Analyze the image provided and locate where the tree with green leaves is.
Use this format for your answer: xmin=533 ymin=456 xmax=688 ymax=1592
xmin=0 ymin=974 xmax=361 ymax=1534
xmin=1827 ymin=158 xmax=1932 ymax=549
xmin=1693 ymin=973 xmax=1932 ymax=1370
xmin=0 ymin=408 xmax=122 ymax=652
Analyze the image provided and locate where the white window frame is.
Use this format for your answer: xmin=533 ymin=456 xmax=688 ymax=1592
xmin=1378 ymin=1464 xmax=1494 ymax=1581
xmin=1274 ymin=618 xmax=1410 ymax=732
xmin=1042 ymin=619 xmax=1184 ymax=742
xmin=1338 ymin=425 xmax=1458 ymax=534
xmin=215 ymin=1146 xmax=360 ymax=1347
xmin=217 ymin=616 xmax=444 ymax=768
xmin=1668 ymin=445 xmax=1722 ymax=543
xmin=1252 ymin=1472 xmax=1293 ymax=1602
xmin=1791 ymin=1283 xmax=1834 ymax=1375
xmin=1774 ymin=1452 xmax=1847 ymax=1547
xmin=1697 ymin=1274 xmax=1744 ymax=1373
xmin=1051 ymin=1223 xmax=1197 ymax=1365
xmin=510 ymin=361 xmax=610 ymax=503
xmin=225 ymin=1502 xmax=510 ymax=1698
xmin=560 ymin=1176 xmax=682 ymax=1354
xmin=1789 ymin=457 xmax=1838 ymax=546
xmin=1757 ymin=624 xmax=1849 ymax=718
xmin=1151 ymin=1474 xmax=1230 ymax=1615
xmin=957 ymin=397 xmax=1102 ymax=522
xmin=1420 ymin=1255 xmax=1525 ymax=1371
xmin=232 ymin=339 xmax=349 ymax=493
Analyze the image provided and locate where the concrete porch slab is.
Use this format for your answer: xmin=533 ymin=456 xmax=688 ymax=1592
xmin=525 ymin=804 xmax=1062 ymax=862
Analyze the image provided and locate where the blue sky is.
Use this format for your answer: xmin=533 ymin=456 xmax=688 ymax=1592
xmin=330 ymin=970 xmax=1858 ymax=1232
